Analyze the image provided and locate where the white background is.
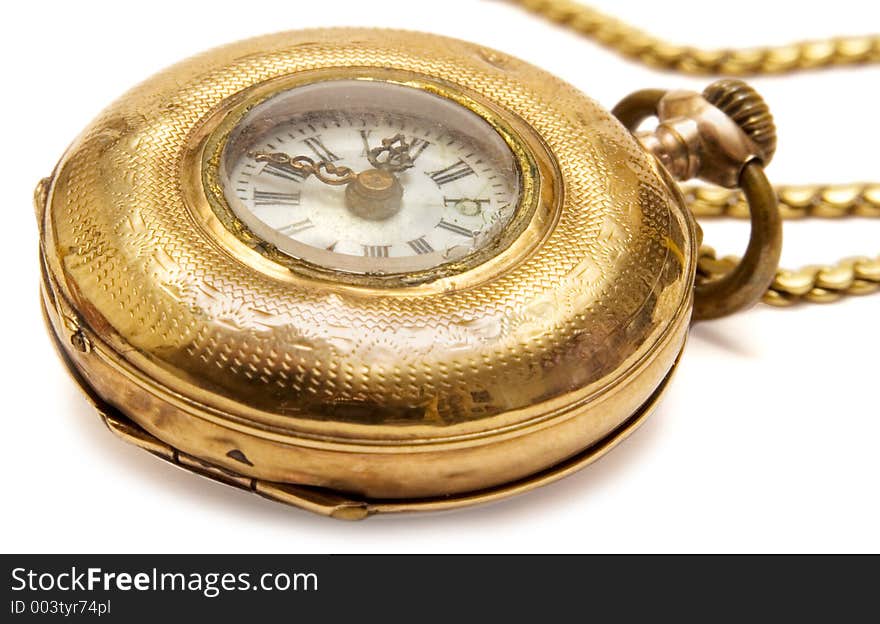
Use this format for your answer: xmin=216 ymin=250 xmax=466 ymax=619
xmin=2 ymin=0 xmax=878 ymax=553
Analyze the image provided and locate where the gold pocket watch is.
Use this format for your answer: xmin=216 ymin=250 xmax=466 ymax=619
xmin=37 ymin=4 xmax=879 ymax=519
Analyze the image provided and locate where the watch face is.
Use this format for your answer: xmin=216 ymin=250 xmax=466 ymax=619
xmin=220 ymin=79 xmax=522 ymax=275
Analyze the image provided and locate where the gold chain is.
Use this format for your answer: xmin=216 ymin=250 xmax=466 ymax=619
xmin=511 ymin=0 xmax=880 ymax=74
xmin=511 ymin=0 xmax=880 ymax=304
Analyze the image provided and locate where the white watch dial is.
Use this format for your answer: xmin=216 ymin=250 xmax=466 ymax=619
xmin=220 ymin=80 xmax=522 ymax=275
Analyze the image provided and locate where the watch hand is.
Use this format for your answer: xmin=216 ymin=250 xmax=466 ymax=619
xmin=252 ymin=152 xmax=356 ymax=186
xmin=366 ymin=133 xmax=415 ymax=172
xmin=253 ymin=130 xmax=416 ymax=184
xmin=253 ymin=150 xmax=404 ymax=221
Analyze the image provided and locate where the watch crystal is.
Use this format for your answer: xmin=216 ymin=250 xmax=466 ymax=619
xmin=221 ymin=80 xmax=522 ymax=275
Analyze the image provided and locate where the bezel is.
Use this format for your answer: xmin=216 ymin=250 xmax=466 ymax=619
xmin=196 ymin=69 xmax=553 ymax=288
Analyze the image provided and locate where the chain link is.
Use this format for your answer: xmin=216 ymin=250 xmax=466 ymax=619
xmin=511 ymin=0 xmax=880 ymax=305
xmin=689 ymin=184 xmax=880 ymax=303
xmin=698 ymin=249 xmax=880 ymax=305
xmin=511 ymin=0 xmax=880 ymax=75
xmin=686 ymin=184 xmax=880 ymax=220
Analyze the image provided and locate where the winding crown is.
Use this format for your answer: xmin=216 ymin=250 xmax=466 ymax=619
xmin=703 ymin=79 xmax=777 ymax=166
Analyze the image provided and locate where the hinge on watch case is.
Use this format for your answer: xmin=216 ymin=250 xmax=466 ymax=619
xmin=94 ymin=392 xmax=373 ymax=520
xmin=40 ymin=274 xmax=372 ymax=520
xmin=91 ymin=391 xmax=372 ymax=519
xmin=45 ymin=289 xmax=681 ymax=520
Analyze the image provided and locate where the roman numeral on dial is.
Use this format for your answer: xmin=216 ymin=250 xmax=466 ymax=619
xmin=303 ymin=136 xmax=340 ymax=162
xmin=426 ymin=159 xmax=476 ymax=186
xmin=436 ymin=219 xmax=476 ymax=238
xmin=254 ymin=189 xmax=301 ymax=206
xmin=444 ymin=197 xmax=491 ymax=216
xmin=262 ymin=162 xmax=308 ymax=183
xmin=362 ymin=245 xmax=391 ymax=258
xmin=359 ymin=130 xmax=373 ymax=157
xmin=277 ymin=219 xmax=314 ymax=235
xmin=407 ymin=237 xmax=434 ymax=255
xmin=408 ymin=138 xmax=431 ymax=161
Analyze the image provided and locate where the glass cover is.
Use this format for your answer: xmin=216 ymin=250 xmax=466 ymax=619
xmin=221 ymin=80 xmax=522 ymax=275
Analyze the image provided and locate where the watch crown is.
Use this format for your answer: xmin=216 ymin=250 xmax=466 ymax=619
xmin=703 ymin=79 xmax=777 ymax=166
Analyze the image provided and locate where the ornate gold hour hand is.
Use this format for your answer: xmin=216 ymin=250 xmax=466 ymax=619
xmin=253 ymin=149 xmax=404 ymax=221
xmin=252 ymin=152 xmax=357 ymax=185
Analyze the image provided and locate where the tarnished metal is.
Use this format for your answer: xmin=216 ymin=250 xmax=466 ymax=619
xmin=634 ymin=87 xmax=770 ymax=188
xmin=38 ymin=4 xmax=879 ymax=519
xmin=516 ymin=0 xmax=880 ymax=307
xmin=38 ymin=28 xmax=695 ymax=516
xmin=344 ymin=168 xmax=405 ymax=221
xmin=615 ymin=82 xmax=783 ymax=320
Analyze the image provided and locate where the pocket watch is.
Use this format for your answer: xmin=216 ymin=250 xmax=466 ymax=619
xmin=36 ymin=4 xmax=879 ymax=519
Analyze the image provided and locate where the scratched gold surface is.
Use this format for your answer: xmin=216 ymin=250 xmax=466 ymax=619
xmin=42 ymin=29 xmax=695 ymax=447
